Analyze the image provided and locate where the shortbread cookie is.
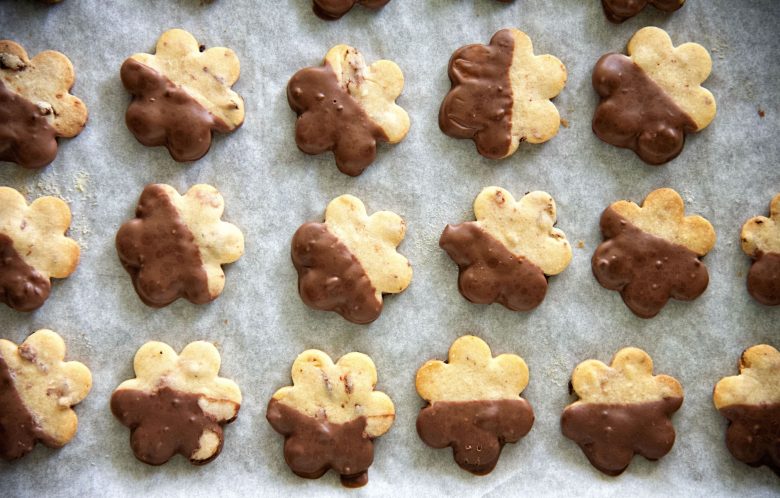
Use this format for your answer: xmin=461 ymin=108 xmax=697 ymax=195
xmin=0 ymin=329 xmax=91 ymax=460
xmin=561 ymin=347 xmax=683 ymax=476
xmin=120 ymin=29 xmax=244 ymax=162
xmin=416 ymin=336 xmax=534 ymax=475
xmin=440 ymin=187 xmax=571 ymax=311
xmin=0 ymin=40 xmax=87 ymax=169
xmin=116 ymin=184 xmax=244 ymax=308
xmin=439 ymin=29 xmax=566 ymax=159
xmin=312 ymin=0 xmax=390 ymax=20
xmin=601 ymin=0 xmax=685 ymax=23
xmin=592 ymin=188 xmax=715 ymax=318
xmin=0 ymin=187 xmax=80 ymax=312
xmin=111 ymin=341 xmax=241 ymax=465
xmin=267 ymin=349 xmax=394 ymax=487
xmin=740 ymin=194 xmax=780 ymax=306
xmin=291 ymin=195 xmax=412 ymax=323
xmin=287 ymin=45 xmax=410 ymax=176
xmin=713 ymin=345 xmax=780 ymax=476
xmin=593 ymin=27 xmax=716 ymax=165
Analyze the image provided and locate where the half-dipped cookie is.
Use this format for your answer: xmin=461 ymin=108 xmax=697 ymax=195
xmin=561 ymin=347 xmax=683 ymax=476
xmin=592 ymin=27 xmax=716 ymax=165
xmin=440 ymin=187 xmax=571 ymax=311
xmin=312 ymin=0 xmax=390 ymax=20
xmin=601 ymin=0 xmax=685 ymax=23
xmin=740 ymin=194 xmax=780 ymax=306
xmin=439 ymin=29 xmax=566 ymax=159
xmin=416 ymin=335 xmax=534 ymax=475
xmin=592 ymin=188 xmax=715 ymax=318
xmin=291 ymin=195 xmax=412 ymax=324
xmin=116 ymin=184 xmax=244 ymax=308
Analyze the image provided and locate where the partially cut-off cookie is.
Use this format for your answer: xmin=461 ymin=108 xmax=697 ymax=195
xmin=601 ymin=0 xmax=685 ymax=23
xmin=740 ymin=194 xmax=780 ymax=306
xmin=312 ymin=0 xmax=390 ymax=20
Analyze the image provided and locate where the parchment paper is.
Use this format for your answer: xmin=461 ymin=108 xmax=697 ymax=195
xmin=1 ymin=1 xmax=778 ymax=496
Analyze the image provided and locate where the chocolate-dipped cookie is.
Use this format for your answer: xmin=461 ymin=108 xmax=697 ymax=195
xmin=601 ymin=0 xmax=684 ymax=23
xmin=312 ymin=0 xmax=389 ymax=20
xmin=740 ymin=194 xmax=780 ymax=306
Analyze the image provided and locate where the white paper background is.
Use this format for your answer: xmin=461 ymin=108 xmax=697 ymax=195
xmin=0 ymin=0 xmax=778 ymax=496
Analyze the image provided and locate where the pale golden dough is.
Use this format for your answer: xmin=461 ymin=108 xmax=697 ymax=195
xmin=713 ymin=345 xmax=780 ymax=409
xmin=628 ymin=27 xmax=716 ymax=131
xmin=0 ymin=330 xmax=91 ymax=446
xmin=129 ymin=29 xmax=244 ymax=128
xmin=473 ymin=186 xmax=571 ymax=275
xmin=569 ymin=347 xmax=683 ymax=405
xmin=416 ymin=335 xmax=529 ymax=403
xmin=0 ymin=186 xmax=79 ymax=279
xmin=272 ymin=349 xmax=395 ymax=438
xmin=741 ymin=194 xmax=780 ymax=256
xmin=0 ymin=40 xmax=87 ymax=137
xmin=324 ymin=45 xmax=410 ymax=143
xmin=611 ymin=187 xmax=716 ymax=256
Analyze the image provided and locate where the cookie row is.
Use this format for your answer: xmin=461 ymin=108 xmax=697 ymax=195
xmin=1 ymin=25 xmax=716 ymax=172
xmin=2 ymin=186 xmax=777 ymax=317
xmin=2 ymin=330 xmax=777 ymax=485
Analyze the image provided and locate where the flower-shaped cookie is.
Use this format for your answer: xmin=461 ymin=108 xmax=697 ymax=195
xmin=0 ymin=40 xmax=87 ymax=169
xmin=116 ymin=184 xmax=244 ymax=308
xmin=416 ymin=336 xmax=534 ymax=475
xmin=601 ymin=0 xmax=685 ymax=23
xmin=440 ymin=187 xmax=571 ymax=311
xmin=439 ymin=29 xmax=566 ymax=159
xmin=111 ymin=341 xmax=242 ymax=465
xmin=267 ymin=349 xmax=394 ymax=487
xmin=561 ymin=347 xmax=683 ymax=476
xmin=0 ymin=187 xmax=80 ymax=312
xmin=713 ymin=345 xmax=780 ymax=476
xmin=291 ymin=195 xmax=412 ymax=324
xmin=740 ymin=194 xmax=780 ymax=306
xmin=592 ymin=27 xmax=716 ymax=165
xmin=120 ymin=29 xmax=245 ymax=162
xmin=592 ymin=188 xmax=715 ymax=318
xmin=287 ymin=45 xmax=410 ymax=176
xmin=312 ymin=0 xmax=390 ymax=20
xmin=0 ymin=329 xmax=92 ymax=460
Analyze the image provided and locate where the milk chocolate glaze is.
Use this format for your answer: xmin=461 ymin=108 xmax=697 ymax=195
xmin=747 ymin=252 xmax=780 ymax=306
xmin=439 ymin=29 xmax=514 ymax=159
xmin=287 ymin=62 xmax=388 ymax=176
xmin=116 ymin=184 xmax=211 ymax=308
xmin=0 ymin=80 xmax=59 ymax=169
xmin=0 ymin=356 xmax=58 ymax=460
xmin=291 ymin=222 xmax=382 ymax=324
xmin=313 ymin=0 xmax=390 ymax=20
xmin=0 ymin=233 xmax=51 ymax=312
xmin=602 ymin=0 xmax=684 ymax=23
xmin=440 ymin=222 xmax=548 ymax=311
xmin=561 ymin=397 xmax=683 ymax=476
xmin=121 ymin=58 xmax=231 ymax=162
xmin=417 ymin=399 xmax=534 ymax=475
xmin=592 ymin=53 xmax=697 ymax=165
xmin=267 ymin=399 xmax=374 ymax=488
xmin=719 ymin=403 xmax=780 ymax=476
xmin=111 ymin=386 xmax=235 ymax=466
xmin=592 ymin=207 xmax=709 ymax=318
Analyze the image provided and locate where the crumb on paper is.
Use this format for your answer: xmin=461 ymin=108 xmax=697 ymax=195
xmin=560 ymin=118 xmax=569 ymax=128
xmin=758 ymin=108 xmax=765 ymax=118
xmin=576 ymin=240 xmax=584 ymax=249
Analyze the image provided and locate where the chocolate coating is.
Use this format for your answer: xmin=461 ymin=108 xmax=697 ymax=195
xmin=417 ymin=399 xmax=534 ymax=475
xmin=288 ymin=62 xmax=389 ymax=176
xmin=747 ymin=252 xmax=780 ymax=306
xmin=291 ymin=222 xmax=382 ymax=324
xmin=0 ymin=80 xmax=58 ymax=169
xmin=313 ymin=0 xmax=390 ymax=20
xmin=0 ymin=233 xmax=51 ymax=312
xmin=561 ymin=397 xmax=683 ymax=476
xmin=121 ymin=58 xmax=230 ymax=162
xmin=602 ymin=0 xmax=684 ymax=23
xmin=439 ymin=29 xmax=514 ymax=159
xmin=719 ymin=403 xmax=780 ymax=476
xmin=111 ymin=386 xmax=233 ymax=466
xmin=592 ymin=207 xmax=709 ymax=318
xmin=440 ymin=222 xmax=548 ymax=311
xmin=116 ymin=184 xmax=211 ymax=308
xmin=592 ymin=53 xmax=697 ymax=165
